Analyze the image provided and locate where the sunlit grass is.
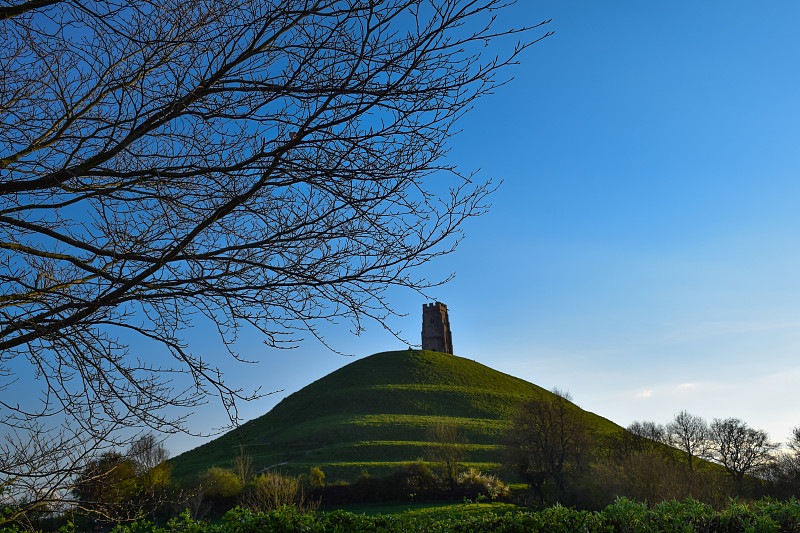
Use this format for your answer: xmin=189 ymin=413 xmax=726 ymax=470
xmin=170 ymin=350 xmax=624 ymax=482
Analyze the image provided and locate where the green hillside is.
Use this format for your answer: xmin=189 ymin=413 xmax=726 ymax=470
xmin=170 ymin=350 xmax=624 ymax=482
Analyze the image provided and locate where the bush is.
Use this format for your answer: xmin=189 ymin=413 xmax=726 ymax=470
xmin=201 ymin=467 xmax=242 ymax=498
xmin=391 ymin=461 xmax=440 ymax=495
xmin=308 ymin=467 xmax=325 ymax=488
xmin=457 ymin=468 xmax=510 ymax=500
xmin=238 ymin=471 xmax=313 ymax=513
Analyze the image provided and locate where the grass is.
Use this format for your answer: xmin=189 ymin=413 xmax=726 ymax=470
xmin=170 ymin=349 xmax=625 ymax=482
xmin=328 ymin=501 xmax=522 ymax=516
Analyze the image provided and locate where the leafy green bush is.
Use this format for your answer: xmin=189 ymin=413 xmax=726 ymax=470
xmin=91 ymin=496 xmax=800 ymax=533
xmin=201 ymin=467 xmax=242 ymax=498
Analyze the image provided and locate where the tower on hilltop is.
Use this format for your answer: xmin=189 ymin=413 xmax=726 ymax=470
xmin=421 ymin=302 xmax=453 ymax=354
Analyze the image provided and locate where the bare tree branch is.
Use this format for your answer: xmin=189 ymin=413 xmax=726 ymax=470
xmin=0 ymin=0 xmax=549 ymax=523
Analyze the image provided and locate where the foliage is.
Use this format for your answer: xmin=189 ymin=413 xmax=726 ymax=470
xmin=238 ymin=472 xmax=312 ymax=513
xmin=67 ymin=437 xmax=177 ymax=528
xmin=307 ymin=468 xmax=325 ymax=489
xmin=83 ymin=497 xmax=800 ymax=533
xmin=72 ymin=453 xmax=140 ymax=522
xmin=456 ymin=468 xmax=509 ymax=500
xmin=200 ymin=468 xmax=242 ymax=499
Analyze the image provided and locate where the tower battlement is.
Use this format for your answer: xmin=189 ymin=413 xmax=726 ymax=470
xmin=421 ymin=301 xmax=453 ymax=354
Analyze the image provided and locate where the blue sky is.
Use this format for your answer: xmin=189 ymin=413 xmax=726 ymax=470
xmin=168 ymin=2 xmax=800 ymax=455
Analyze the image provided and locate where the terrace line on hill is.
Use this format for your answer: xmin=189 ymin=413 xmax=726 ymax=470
xmin=170 ymin=350 xmax=622 ymax=482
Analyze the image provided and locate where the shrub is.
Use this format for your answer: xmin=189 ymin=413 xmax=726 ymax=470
xmin=238 ymin=471 xmax=314 ymax=513
xmin=391 ymin=461 xmax=441 ymax=495
xmin=201 ymin=467 xmax=242 ymax=499
xmin=308 ymin=467 xmax=325 ymax=488
xmin=457 ymin=468 xmax=510 ymax=500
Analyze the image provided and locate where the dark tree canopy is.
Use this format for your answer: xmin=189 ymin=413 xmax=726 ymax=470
xmin=0 ymin=0 xmax=549 ymax=521
xmin=503 ymin=394 xmax=593 ymax=504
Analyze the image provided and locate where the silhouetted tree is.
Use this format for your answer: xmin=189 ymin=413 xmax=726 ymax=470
xmin=0 ymin=0 xmax=550 ymax=521
xmin=666 ymin=410 xmax=709 ymax=472
xmin=708 ymin=417 xmax=777 ymax=494
xmin=627 ymin=420 xmax=668 ymax=446
xmin=504 ymin=394 xmax=593 ymax=504
xmin=766 ymin=426 xmax=800 ymax=498
xmin=788 ymin=426 xmax=800 ymax=461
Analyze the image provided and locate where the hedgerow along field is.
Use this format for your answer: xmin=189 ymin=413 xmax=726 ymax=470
xmin=169 ymin=350 xmax=625 ymax=483
xmin=96 ymin=498 xmax=800 ymax=533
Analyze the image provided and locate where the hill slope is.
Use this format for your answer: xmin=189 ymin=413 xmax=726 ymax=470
xmin=171 ymin=350 xmax=623 ymax=481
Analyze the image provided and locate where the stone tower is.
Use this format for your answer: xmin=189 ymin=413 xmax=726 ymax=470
xmin=421 ymin=302 xmax=453 ymax=354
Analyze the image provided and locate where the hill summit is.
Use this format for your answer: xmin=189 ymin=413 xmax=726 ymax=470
xmin=171 ymin=350 xmax=621 ymax=481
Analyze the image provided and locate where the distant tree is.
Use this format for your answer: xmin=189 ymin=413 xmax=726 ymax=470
xmin=503 ymin=395 xmax=593 ymax=504
xmin=0 ymin=0 xmax=550 ymax=520
xmin=425 ymin=421 xmax=468 ymax=490
xmin=551 ymin=388 xmax=574 ymax=401
xmin=627 ymin=420 xmax=668 ymax=445
xmin=126 ymin=435 xmax=174 ymax=524
xmin=788 ymin=426 xmax=800 ymax=461
xmin=708 ymin=418 xmax=777 ymax=494
xmin=666 ymin=410 xmax=709 ymax=472
xmin=766 ymin=426 xmax=800 ymax=499
xmin=127 ymin=434 xmax=169 ymax=474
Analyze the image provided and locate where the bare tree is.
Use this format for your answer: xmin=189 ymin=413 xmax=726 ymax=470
xmin=127 ymin=434 xmax=169 ymax=474
xmin=626 ymin=420 xmax=668 ymax=445
xmin=666 ymin=410 xmax=709 ymax=472
xmin=767 ymin=426 xmax=800 ymax=499
xmin=233 ymin=445 xmax=254 ymax=486
xmin=708 ymin=417 xmax=777 ymax=494
xmin=0 ymin=0 xmax=550 ymax=522
xmin=788 ymin=426 xmax=800 ymax=459
xmin=503 ymin=394 xmax=593 ymax=504
xmin=424 ymin=420 xmax=467 ymax=490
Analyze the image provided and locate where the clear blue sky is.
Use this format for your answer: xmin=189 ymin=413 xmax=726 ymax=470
xmin=169 ymin=1 xmax=800 ymax=455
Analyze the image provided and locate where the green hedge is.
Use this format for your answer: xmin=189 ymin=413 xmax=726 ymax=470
xmin=22 ymin=497 xmax=800 ymax=533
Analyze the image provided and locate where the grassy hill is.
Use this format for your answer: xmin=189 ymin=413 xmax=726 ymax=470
xmin=170 ymin=350 xmax=624 ymax=482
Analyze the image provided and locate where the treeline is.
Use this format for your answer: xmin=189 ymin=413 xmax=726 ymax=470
xmin=7 ymin=401 xmax=800 ymax=530
xmin=503 ymin=393 xmax=800 ymax=508
xmin=625 ymin=412 xmax=800 ymax=500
